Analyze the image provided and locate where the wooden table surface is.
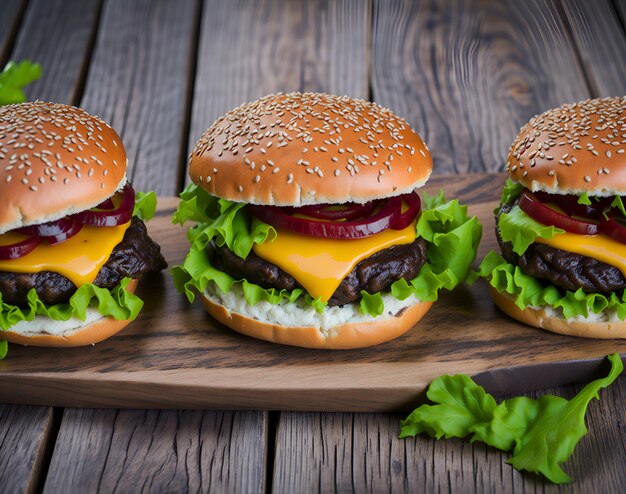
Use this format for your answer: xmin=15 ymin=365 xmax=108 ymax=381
xmin=1 ymin=0 xmax=625 ymax=492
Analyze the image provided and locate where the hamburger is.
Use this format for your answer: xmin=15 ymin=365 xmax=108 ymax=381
xmin=479 ymin=96 xmax=626 ymax=339
xmin=0 ymin=101 xmax=166 ymax=353
xmin=173 ymin=92 xmax=481 ymax=349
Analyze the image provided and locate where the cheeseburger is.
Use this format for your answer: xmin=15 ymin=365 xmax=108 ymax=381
xmin=173 ymin=92 xmax=481 ymax=349
xmin=480 ymin=96 xmax=626 ymax=339
xmin=0 ymin=101 xmax=166 ymax=350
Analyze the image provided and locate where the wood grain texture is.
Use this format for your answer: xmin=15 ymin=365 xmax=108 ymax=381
xmin=0 ymin=0 xmax=26 ymax=64
xmin=80 ymin=0 xmax=199 ymax=195
xmin=9 ymin=0 xmax=101 ymax=104
xmin=1 ymin=175 xmax=625 ymax=411
xmin=371 ymin=0 xmax=590 ymax=175
xmin=0 ymin=405 xmax=54 ymax=494
xmin=43 ymin=409 xmax=266 ymax=493
xmin=273 ymin=378 xmax=626 ymax=492
xmin=615 ymin=0 xmax=626 ymax=27
xmin=560 ymin=0 xmax=626 ymax=97
xmin=189 ymin=0 xmax=369 ymax=151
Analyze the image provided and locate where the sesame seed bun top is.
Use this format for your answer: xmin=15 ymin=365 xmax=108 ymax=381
xmin=0 ymin=101 xmax=127 ymax=234
xmin=189 ymin=92 xmax=432 ymax=206
xmin=506 ymin=96 xmax=626 ymax=196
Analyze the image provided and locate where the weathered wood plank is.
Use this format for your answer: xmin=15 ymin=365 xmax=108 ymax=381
xmin=0 ymin=405 xmax=54 ymax=494
xmin=615 ymin=0 xmax=626 ymax=26
xmin=560 ymin=0 xmax=626 ymax=97
xmin=371 ymin=0 xmax=590 ymax=175
xmin=273 ymin=377 xmax=626 ymax=492
xmin=43 ymin=409 xmax=267 ymax=493
xmin=189 ymin=0 xmax=369 ymax=150
xmin=0 ymin=0 xmax=26 ymax=64
xmin=9 ymin=0 xmax=101 ymax=104
xmin=80 ymin=0 xmax=199 ymax=195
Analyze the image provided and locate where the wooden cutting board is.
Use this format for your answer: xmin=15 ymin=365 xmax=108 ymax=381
xmin=1 ymin=173 xmax=625 ymax=412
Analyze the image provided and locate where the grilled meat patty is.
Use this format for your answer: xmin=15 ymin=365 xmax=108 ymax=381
xmin=496 ymin=200 xmax=626 ymax=293
xmin=0 ymin=217 xmax=167 ymax=306
xmin=212 ymin=237 xmax=428 ymax=306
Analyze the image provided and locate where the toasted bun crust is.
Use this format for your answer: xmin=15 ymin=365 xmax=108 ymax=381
xmin=189 ymin=92 xmax=432 ymax=206
xmin=506 ymin=96 xmax=626 ymax=196
xmin=489 ymin=286 xmax=626 ymax=339
xmin=2 ymin=279 xmax=138 ymax=347
xmin=199 ymin=291 xmax=433 ymax=349
xmin=0 ymin=101 xmax=127 ymax=233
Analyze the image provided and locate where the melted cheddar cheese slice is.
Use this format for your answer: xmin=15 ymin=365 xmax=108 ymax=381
xmin=252 ymin=222 xmax=417 ymax=302
xmin=537 ymin=232 xmax=626 ymax=278
xmin=0 ymin=222 xmax=131 ymax=287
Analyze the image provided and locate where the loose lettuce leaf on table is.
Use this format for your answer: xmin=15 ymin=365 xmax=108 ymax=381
xmin=400 ymin=354 xmax=624 ymax=483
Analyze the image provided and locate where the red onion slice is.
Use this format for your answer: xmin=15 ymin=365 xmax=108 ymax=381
xmin=519 ymin=190 xmax=600 ymax=235
xmin=16 ymin=217 xmax=76 ymax=238
xmin=532 ymin=191 xmax=609 ymax=219
xmin=296 ymin=201 xmax=379 ymax=221
xmin=392 ymin=192 xmax=421 ymax=230
xmin=47 ymin=220 xmax=83 ymax=245
xmin=0 ymin=235 xmax=41 ymax=260
xmin=74 ymin=184 xmax=135 ymax=227
xmin=251 ymin=197 xmax=403 ymax=239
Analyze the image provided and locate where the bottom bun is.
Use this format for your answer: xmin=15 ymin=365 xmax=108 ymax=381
xmin=199 ymin=283 xmax=433 ymax=349
xmin=2 ymin=279 xmax=138 ymax=347
xmin=489 ymin=286 xmax=626 ymax=339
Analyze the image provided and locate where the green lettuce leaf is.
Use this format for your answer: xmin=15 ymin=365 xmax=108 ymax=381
xmin=360 ymin=290 xmax=385 ymax=317
xmin=0 ymin=277 xmax=143 ymax=331
xmin=477 ymin=251 xmax=626 ymax=319
xmin=498 ymin=205 xmax=564 ymax=255
xmin=400 ymin=354 xmax=623 ymax=483
xmin=577 ymin=192 xmax=591 ymax=205
xmin=500 ymin=178 xmax=524 ymax=206
xmin=0 ymin=60 xmax=42 ymax=105
xmin=174 ymin=184 xmax=275 ymax=259
xmin=611 ymin=196 xmax=626 ymax=216
xmin=171 ymin=186 xmax=481 ymax=315
xmin=133 ymin=191 xmax=157 ymax=221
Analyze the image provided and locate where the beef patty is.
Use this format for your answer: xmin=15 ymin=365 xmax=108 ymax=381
xmin=0 ymin=217 xmax=167 ymax=306
xmin=496 ymin=200 xmax=626 ymax=293
xmin=212 ymin=237 xmax=428 ymax=306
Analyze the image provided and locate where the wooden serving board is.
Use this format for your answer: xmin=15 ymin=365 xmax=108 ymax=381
xmin=1 ymin=173 xmax=625 ymax=412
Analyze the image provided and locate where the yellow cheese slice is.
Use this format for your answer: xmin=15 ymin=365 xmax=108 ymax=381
xmin=0 ymin=222 xmax=131 ymax=287
xmin=252 ymin=222 xmax=417 ymax=302
xmin=537 ymin=232 xmax=626 ymax=278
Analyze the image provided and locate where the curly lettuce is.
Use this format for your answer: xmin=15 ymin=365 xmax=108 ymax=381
xmin=0 ymin=278 xmax=143 ymax=357
xmin=172 ymin=185 xmax=482 ymax=316
xmin=400 ymin=353 xmax=624 ymax=483
xmin=133 ymin=190 xmax=158 ymax=221
xmin=498 ymin=205 xmax=564 ymax=255
xmin=477 ymin=251 xmax=626 ymax=319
